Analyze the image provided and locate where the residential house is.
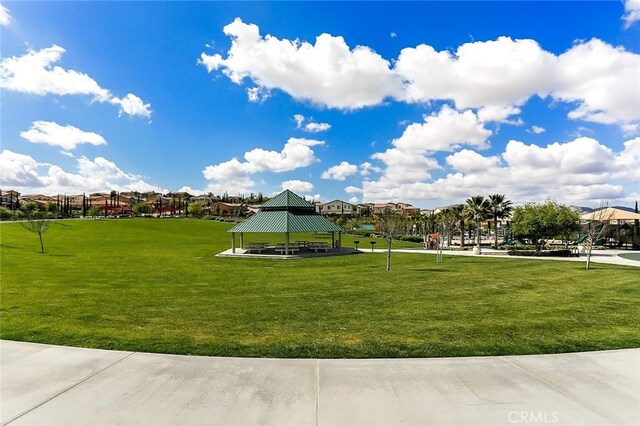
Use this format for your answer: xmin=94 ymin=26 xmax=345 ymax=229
xmin=212 ymin=202 xmax=246 ymax=217
xmin=372 ymin=203 xmax=397 ymax=215
xmin=20 ymin=194 xmax=53 ymax=209
xmin=397 ymin=203 xmax=420 ymax=217
xmin=319 ymin=200 xmax=356 ymax=217
xmin=356 ymin=203 xmax=374 ymax=217
xmin=0 ymin=189 xmax=20 ymax=209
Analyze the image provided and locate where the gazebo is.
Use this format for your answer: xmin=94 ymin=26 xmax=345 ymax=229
xmin=227 ymin=190 xmax=344 ymax=255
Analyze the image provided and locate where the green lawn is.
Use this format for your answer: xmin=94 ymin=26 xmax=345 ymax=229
xmin=1 ymin=219 xmax=639 ymax=358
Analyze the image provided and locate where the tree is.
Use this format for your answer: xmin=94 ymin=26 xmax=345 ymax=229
xmin=465 ymin=195 xmax=490 ymax=253
xmin=449 ymin=204 xmax=468 ymax=249
xmin=132 ymin=202 xmax=151 ymax=216
xmin=434 ymin=209 xmax=457 ymax=262
xmin=188 ymin=201 xmax=205 ymax=218
xmin=511 ymin=201 xmax=580 ymax=252
xmin=23 ymin=201 xmax=38 ymax=213
xmin=22 ymin=211 xmax=50 ymax=253
xmin=378 ymin=209 xmax=404 ymax=271
xmin=87 ymin=206 xmax=101 ymax=218
xmin=488 ymin=194 xmax=513 ymax=249
xmin=583 ymin=203 xmax=611 ymax=270
xmin=635 ymin=201 xmax=639 ymax=245
xmin=45 ymin=201 xmax=58 ymax=216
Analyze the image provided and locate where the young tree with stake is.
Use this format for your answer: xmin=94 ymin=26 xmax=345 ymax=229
xmin=22 ymin=211 xmax=50 ymax=253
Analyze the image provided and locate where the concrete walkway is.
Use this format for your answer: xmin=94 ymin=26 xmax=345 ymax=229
xmin=367 ymin=248 xmax=640 ymax=268
xmin=1 ymin=341 xmax=638 ymax=425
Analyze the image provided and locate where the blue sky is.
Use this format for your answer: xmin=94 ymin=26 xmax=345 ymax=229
xmin=1 ymin=1 xmax=639 ymax=208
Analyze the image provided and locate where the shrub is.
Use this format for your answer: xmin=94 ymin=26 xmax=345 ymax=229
xmin=397 ymin=235 xmax=423 ymax=243
xmin=0 ymin=207 xmax=13 ymax=221
xmin=508 ymin=245 xmax=544 ymax=251
xmin=508 ymin=249 xmax=574 ymax=257
xmin=349 ymin=230 xmax=373 ymax=237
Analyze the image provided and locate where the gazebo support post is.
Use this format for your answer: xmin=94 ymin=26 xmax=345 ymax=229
xmin=231 ymin=232 xmax=236 ymax=253
xmin=338 ymin=232 xmax=342 ymax=251
xmin=240 ymin=232 xmax=244 ymax=249
xmin=331 ymin=232 xmax=335 ymax=248
xmin=285 ymin=232 xmax=290 ymax=255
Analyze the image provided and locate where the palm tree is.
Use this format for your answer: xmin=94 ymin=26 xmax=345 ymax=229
xmin=465 ymin=195 xmax=490 ymax=253
xmin=450 ymin=204 xmax=468 ymax=248
xmin=488 ymin=194 xmax=513 ymax=249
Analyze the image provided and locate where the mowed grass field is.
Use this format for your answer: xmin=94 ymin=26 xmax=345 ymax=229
xmin=1 ymin=219 xmax=639 ymax=358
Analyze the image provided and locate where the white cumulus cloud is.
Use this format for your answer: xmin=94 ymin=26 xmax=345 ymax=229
xmin=396 ymin=36 xmax=556 ymax=110
xmin=353 ymin=136 xmax=639 ymax=206
xmin=0 ymin=45 xmax=152 ymax=118
xmin=293 ymin=114 xmax=331 ymax=133
xmin=0 ymin=150 xmax=165 ymax=194
xmin=202 ymin=21 xmax=640 ymax=130
xmin=554 ymin=38 xmax=640 ymax=127
xmin=392 ymin=105 xmax=492 ymax=152
xmin=110 ymin=93 xmax=152 ymax=119
xmin=20 ymin=121 xmax=106 ymax=150
xmin=1 ymin=3 xmax=11 ymax=26
xmin=321 ymin=161 xmax=358 ymax=181
xmin=199 ymin=18 xmax=400 ymax=109
xmin=446 ymin=149 xmax=500 ymax=173
xmin=359 ymin=161 xmax=382 ymax=176
xmin=371 ymin=149 xmax=441 ymax=185
xmin=623 ymin=0 xmax=640 ymax=28
xmin=202 ymin=137 xmax=324 ymax=195
xmin=281 ymin=179 xmax=314 ymax=193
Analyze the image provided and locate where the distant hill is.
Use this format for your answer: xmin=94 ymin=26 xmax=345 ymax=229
xmin=571 ymin=206 xmax=593 ymax=214
xmin=612 ymin=205 xmax=636 ymax=213
xmin=572 ymin=205 xmax=637 ymax=214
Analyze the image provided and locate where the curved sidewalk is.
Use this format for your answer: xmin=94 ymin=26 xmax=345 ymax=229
xmin=2 ymin=340 xmax=638 ymax=425
xmin=370 ymin=248 xmax=640 ymax=268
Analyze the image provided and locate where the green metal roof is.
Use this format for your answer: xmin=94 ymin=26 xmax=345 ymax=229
xmin=228 ymin=210 xmax=343 ymax=233
xmin=261 ymin=189 xmax=314 ymax=210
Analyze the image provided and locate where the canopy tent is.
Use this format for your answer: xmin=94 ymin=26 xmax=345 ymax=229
xmin=580 ymin=207 xmax=640 ymax=223
xmin=227 ymin=190 xmax=344 ymax=254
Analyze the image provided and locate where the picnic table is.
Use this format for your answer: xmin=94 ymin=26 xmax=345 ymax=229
xmin=308 ymin=242 xmax=331 ymax=252
xmin=295 ymin=240 xmax=309 ymax=248
xmin=245 ymin=242 xmax=268 ymax=253
xmin=274 ymin=244 xmax=300 ymax=255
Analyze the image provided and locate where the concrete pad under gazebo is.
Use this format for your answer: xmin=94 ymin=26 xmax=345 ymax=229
xmin=225 ymin=190 xmax=345 ymax=256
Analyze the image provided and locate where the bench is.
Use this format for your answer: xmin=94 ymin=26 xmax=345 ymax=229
xmin=274 ymin=245 xmax=300 ymax=255
xmin=245 ymin=243 xmax=268 ymax=253
xmin=308 ymin=243 xmax=331 ymax=253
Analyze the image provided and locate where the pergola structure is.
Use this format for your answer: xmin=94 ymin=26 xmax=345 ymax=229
xmin=579 ymin=207 xmax=640 ymax=223
xmin=227 ymin=190 xmax=344 ymax=255
xmin=580 ymin=207 xmax=640 ymax=249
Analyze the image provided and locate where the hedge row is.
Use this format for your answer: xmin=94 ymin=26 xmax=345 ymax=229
xmin=507 ymin=249 xmax=574 ymax=257
xmin=396 ymin=235 xmax=424 ymax=243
